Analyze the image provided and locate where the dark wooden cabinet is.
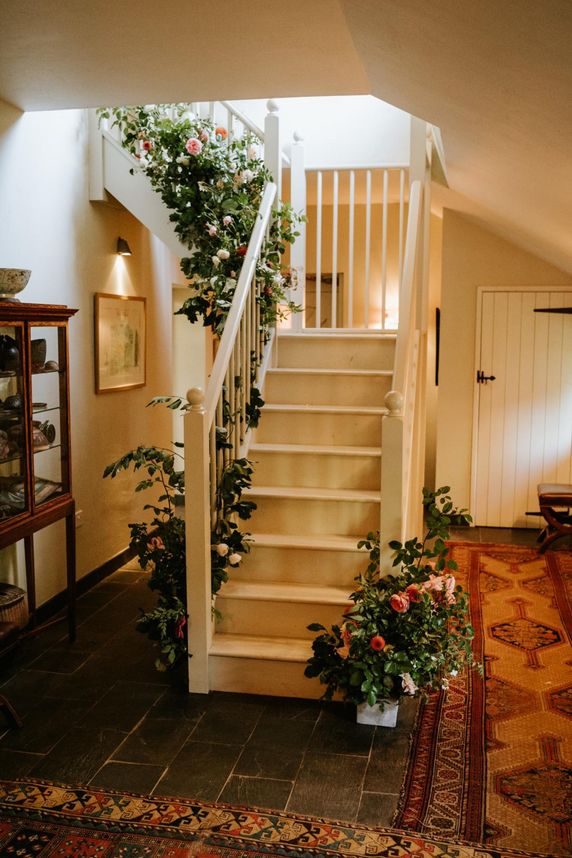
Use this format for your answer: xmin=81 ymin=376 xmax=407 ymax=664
xmin=0 ymin=302 xmax=77 ymax=639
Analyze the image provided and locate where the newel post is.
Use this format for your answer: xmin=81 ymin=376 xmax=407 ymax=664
xmin=184 ymin=387 xmax=211 ymax=693
xmin=380 ymin=390 xmax=404 ymax=569
xmin=289 ymin=130 xmax=306 ymax=333
xmin=87 ymin=108 xmax=105 ymax=201
xmin=264 ymin=99 xmax=282 ymax=204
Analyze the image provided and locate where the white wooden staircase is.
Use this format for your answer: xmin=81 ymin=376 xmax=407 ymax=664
xmin=209 ymin=332 xmax=395 ymax=697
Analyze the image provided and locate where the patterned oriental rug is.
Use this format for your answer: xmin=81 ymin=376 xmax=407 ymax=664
xmin=394 ymin=543 xmax=572 ymax=856
xmin=0 ymin=779 xmax=557 ymax=858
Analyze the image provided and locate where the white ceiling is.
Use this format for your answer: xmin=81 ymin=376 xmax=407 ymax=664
xmin=1 ymin=0 xmax=570 ymax=273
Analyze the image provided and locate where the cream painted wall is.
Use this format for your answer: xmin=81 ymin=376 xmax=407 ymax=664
xmin=0 ymin=101 xmax=178 ymax=605
xmin=435 ymin=210 xmax=572 ymax=512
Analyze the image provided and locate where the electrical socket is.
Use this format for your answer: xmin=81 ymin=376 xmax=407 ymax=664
xmin=75 ymin=509 xmax=84 ymax=528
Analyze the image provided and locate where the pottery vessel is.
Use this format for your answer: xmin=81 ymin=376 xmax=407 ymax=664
xmin=0 ymin=269 xmax=31 ymax=301
xmin=356 ymin=699 xmax=399 ymax=727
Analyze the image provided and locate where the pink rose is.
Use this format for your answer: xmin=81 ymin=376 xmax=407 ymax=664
xmin=185 ymin=137 xmax=203 ymax=156
xmin=223 ymin=215 xmax=233 ymax=226
xmin=390 ymin=593 xmax=410 ymax=613
xmin=148 ymin=536 xmax=164 ymax=551
xmin=422 ymin=574 xmax=445 ymax=593
xmin=444 ymin=575 xmax=456 ymax=604
xmin=207 ymin=224 xmax=218 ymax=236
xmin=405 ymin=584 xmax=422 ymax=603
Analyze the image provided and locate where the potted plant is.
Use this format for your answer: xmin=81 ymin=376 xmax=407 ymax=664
xmin=304 ymin=487 xmax=477 ymax=725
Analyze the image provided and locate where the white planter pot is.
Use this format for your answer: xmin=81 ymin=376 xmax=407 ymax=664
xmin=356 ymin=699 xmax=399 ymax=727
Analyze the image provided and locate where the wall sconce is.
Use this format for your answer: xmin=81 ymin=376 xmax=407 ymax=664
xmin=116 ymin=237 xmax=132 ymax=256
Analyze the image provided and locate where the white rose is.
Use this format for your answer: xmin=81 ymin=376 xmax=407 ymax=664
xmin=241 ymin=169 xmax=255 ymax=183
xmin=228 ymin=553 xmax=242 ymax=566
xmin=400 ymin=672 xmax=418 ymax=695
xmin=211 ymin=256 xmax=220 ymax=268
xmin=223 ymin=215 xmax=233 ymax=226
xmin=215 ymin=543 xmax=229 ymax=557
xmin=217 ymin=249 xmax=230 ymax=260
xmin=176 ymin=156 xmax=190 ymax=166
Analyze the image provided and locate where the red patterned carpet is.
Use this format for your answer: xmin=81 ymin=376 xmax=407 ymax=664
xmin=395 ymin=544 xmax=572 ymax=856
xmin=0 ymin=779 xmax=559 ymax=858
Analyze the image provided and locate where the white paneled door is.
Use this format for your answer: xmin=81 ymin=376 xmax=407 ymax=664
xmin=473 ymin=289 xmax=572 ymax=527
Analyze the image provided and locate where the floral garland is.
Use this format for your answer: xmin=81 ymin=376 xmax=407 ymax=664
xmin=98 ymin=104 xmax=302 ymax=335
xmin=99 ymin=103 xmax=300 ymax=669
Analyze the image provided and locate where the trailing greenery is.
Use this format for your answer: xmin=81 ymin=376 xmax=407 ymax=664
xmin=98 ymin=103 xmax=303 ymax=335
xmin=104 ymin=442 xmax=256 ymax=670
xmin=305 ymin=488 xmax=479 ymax=707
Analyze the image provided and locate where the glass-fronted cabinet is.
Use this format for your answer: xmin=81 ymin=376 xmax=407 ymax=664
xmin=0 ymin=303 xmax=77 ymax=639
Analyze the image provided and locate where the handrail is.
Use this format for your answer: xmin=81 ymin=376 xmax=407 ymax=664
xmin=220 ymin=101 xmax=264 ymax=140
xmin=392 ymin=180 xmax=422 ymax=392
xmin=204 ymin=181 xmax=277 ymax=425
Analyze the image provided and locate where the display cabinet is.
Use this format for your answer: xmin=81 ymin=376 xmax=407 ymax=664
xmin=0 ymin=302 xmax=77 ymax=640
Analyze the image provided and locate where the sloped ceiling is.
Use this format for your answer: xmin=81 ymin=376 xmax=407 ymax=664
xmin=0 ymin=0 xmax=570 ymax=273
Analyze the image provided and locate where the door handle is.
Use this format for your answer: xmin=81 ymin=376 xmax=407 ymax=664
xmin=477 ymin=370 xmax=496 ymax=384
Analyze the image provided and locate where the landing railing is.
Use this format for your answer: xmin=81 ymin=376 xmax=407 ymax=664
xmin=183 ymin=182 xmax=277 ymax=693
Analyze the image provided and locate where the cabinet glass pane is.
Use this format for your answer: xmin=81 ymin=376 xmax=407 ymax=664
xmin=30 ymin=324 xmax=68 ymax=505
xmin=0 ymin=325 xmax=28 ymax=521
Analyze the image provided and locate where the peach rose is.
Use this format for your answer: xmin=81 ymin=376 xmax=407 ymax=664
xmin=389 ymin=593 xmax=410 ymax=613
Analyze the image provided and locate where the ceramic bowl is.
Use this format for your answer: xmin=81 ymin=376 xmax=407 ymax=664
xmin=0 ymin=269 xmax=31 ymax=301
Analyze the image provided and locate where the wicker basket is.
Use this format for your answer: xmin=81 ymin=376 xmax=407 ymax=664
xmin=0 ymin=583 xmax=29 ymax=629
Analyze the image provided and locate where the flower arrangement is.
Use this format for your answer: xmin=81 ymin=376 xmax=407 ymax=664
xmin=98 ymin=103 xmax=303 ymax=336
xmin=304 ymin=487 xmax=477 ymax=708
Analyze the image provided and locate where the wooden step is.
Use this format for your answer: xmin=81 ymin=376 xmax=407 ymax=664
xmin=264 ymin=368 xmax=392 ymax=408
xmin=250 ymin=443 xmax=381 ymax=491
xmin=239 ymin=536 xmax=365 ymax=586
xmin=276 ymin=333 xmax=396 ymax=371
xmin=245 ymin=486 xmax=380 ymax=537
xmin=209 ymin=634 xmax=322 ymax=698
xmin=254 ymin=405 xmax=385 ymax=447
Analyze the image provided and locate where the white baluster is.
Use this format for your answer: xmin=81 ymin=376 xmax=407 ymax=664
xmin=348 ymin=170 xmax=355 ymax=328
xmin=290 ymin=130 xmax=306 ymax=333
xmin=398 ymin=169 xmax=405 ymax=293
xmin=364 ymin=169 xmax=372 ymax=328
xmin=381 ymin=169 xmax=388 ymax=331
xmin=332 ymin=169 xmax=339 ymax=328
xmin=264 ymin=99 xmax=282 ymax=203
xmin=185 ymin=387 xmax=212 ymax=693
xmin=315 ymin=171 xmax=323 ymax=329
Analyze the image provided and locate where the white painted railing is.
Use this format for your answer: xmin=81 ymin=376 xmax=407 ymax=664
xmin=287 ymin=137 xmax=408 ymax=332
xmin=183 ymin=182 xmax=277 ymax=693
xmin=380 ymin=179 xmax=425 ymax=554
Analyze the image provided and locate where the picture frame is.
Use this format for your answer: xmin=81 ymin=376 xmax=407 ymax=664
xmin=94 ymin=293 xmax=146 ymax=393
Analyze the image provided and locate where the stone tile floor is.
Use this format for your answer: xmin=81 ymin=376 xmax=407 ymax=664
xmin=0 ymin=526 xmax=541 ymax=825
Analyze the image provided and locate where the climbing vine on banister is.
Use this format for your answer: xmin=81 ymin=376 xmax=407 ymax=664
xmin=99 ymin=103 xmax=301 ymax=670
xmin=98 ymin=103 xmax=303 ymax=335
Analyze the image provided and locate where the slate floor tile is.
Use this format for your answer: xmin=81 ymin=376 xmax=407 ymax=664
xmin=27 ymin=645 xmax=93 ymax=674
xmin=308 ymin=707 xmax=375 ymax=756
xmin=149 ymin=687 xmax=210 ymax=722
xmin=248 ymin=712 xmax=316 ymax=749
xmin=234 ymin=744 xmax=303 ymax=780
xmin=90 ymin=761 xmax=165 ymax=793
xmin=0 ymin=748 xmax=43 ymax=777
xmin=363 ymin=730 xmax=411 ymax=793
xmin=218 ymin=775 xmax=292 ymax=811
xmin=356 ymin=791 xmax=398 ymax=827
xmin=30 ymin=726 xmax=128 ymax=783
xmin=80 ymin=681 xmax=163 ymax=730
xmin=157 ymin=741 xmax=241 ymax=801
xmin=0 ymin=697 xmax=91 ymax=754
xmin=112 ymin=715 xmax=195 ymax=765
xmin=287 ymin=752 xmax=368 ymax=820
xmin=191 ymin=698 xmax=264 ymax=746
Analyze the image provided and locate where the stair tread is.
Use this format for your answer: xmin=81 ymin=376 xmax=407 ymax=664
xmin=210 ymin=633 xmax=312 ymax=662
xmin=250 ymin=532 xmax=364 ymax=551
xmin=218 ymin=580 xmax=352 ymax=604
xmin=267 ymin=368 xmax=392 ymax=377
xmin=246 ymin=485 xmax=380 ymax=502
xmin=250 ymin=442 xmax=381 ymax=456
xmin=277 ymin=332 xmax=396 ymax=340
xmin=262 ymin=403 xmax=387 ymax=415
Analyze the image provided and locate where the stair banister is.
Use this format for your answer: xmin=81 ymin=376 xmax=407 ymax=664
xmin=184 ymin=181 xmax=277 ymax=694
xmin=380 ymin=180 xmax=423 ymax=555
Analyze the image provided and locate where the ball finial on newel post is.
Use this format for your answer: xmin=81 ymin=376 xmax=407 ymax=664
xmin=384 ymin=390 xmax=403 ymax=416
xmin=187 ymin=387 xmax=205 ymax=412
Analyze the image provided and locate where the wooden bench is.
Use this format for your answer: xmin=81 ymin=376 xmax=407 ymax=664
xmin=537 ymin=483 xmax=572 ymax=553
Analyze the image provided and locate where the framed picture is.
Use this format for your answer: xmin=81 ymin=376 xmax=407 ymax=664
xmin=95 ymin=293 xmax=146 ymax=393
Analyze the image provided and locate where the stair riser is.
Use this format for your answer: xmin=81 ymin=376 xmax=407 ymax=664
xmin=210 ymin=656 xmax=322 ymax=698
xmin=254 ymin=411 xmax=381 ymax=446
xmin=251 ymin=450 xmax=381 ymax=491
xmin=264 ymin=372 xmax=392 ymax=407
xmin=247 ymin=496 xmax=380 ymax=537
xmin=276 ymin=336 xmax=395 ymax=370
xmin=215 ymin=596 xmax=348 ymax=639
xmin=236 ymin=545 xmax=364 ymax=586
